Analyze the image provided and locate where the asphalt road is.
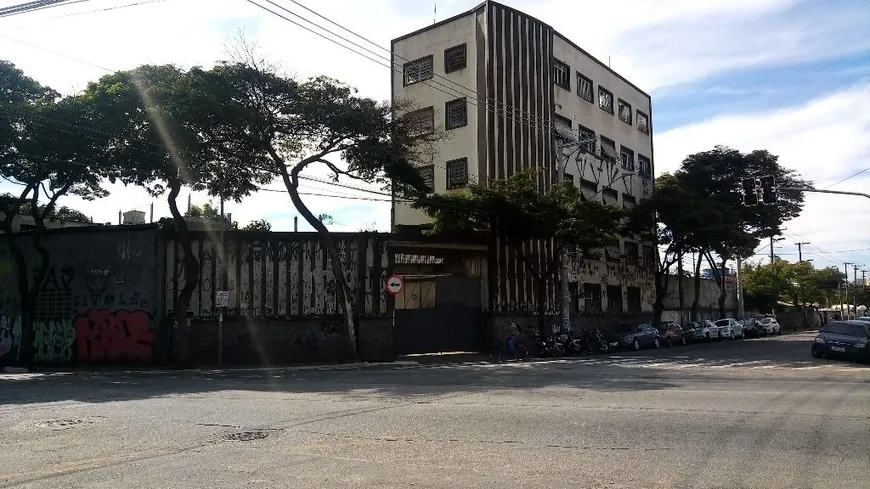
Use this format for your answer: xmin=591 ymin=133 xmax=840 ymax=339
xmin=1 ymin=332 xmax=868 ymax=489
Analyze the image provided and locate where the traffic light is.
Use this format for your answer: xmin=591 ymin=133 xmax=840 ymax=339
xmin=759 ymin=175 xmax=777 ymax=204
xmin=741 ymin=178 xmax=758 ymax=206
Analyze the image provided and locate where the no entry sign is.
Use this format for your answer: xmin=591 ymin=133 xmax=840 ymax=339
xmin=385 ymin=274 xmax=404 ymax=295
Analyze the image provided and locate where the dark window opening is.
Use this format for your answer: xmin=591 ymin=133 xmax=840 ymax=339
xmin=625 ymin=241 xmax=639 ymax=265
xmin=446 ymin=158 xmax=468 ymax=189
xmin=583 ymin=283 xmax=602 ymax=312
xmin=445 ymin=98 xmax=467 ymax=129
xmin=618 ymin=99 xmax=632 ymax=125
xmin=404 ymin=55 xmax=434 ymax=85
xmin=627 ymin=286 xmax=641 ymax=313
xmin=636 ymin=110 xmax=650 ymax=134
xmin=576 ymin=72 xmax=594 ymax=102
xmin=405 ymin=106 xmax=434 ymax=134
xmin=598 ymin=86 xmax=614 ymax=114
xmin=638 ymin=155 xmax=652 ymax=177
xmin=607 ymin=285 xmax=623 ymax=313
xmin=600 ymin=137 xmax=618 ymax=162
xmin=418 ymin=165 xmax=434 ymax=192
xmin=620 ymin=146 xmax=635 ymax=172
xmin=553 ymin=58 xmax=570 ymax=90
xmin=578 ymin=125 xmax=596 ymax=154
xmin=444 ymin=44 xmax=467 ymax=73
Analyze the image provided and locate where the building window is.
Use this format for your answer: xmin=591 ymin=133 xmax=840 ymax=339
xmin=404 ymin=55 xmax=433 ymax=86
xmin=580 ymin=179 xmax=598 ymax=200
xmin=446 ymin=158 xmax=468 ymax=189
xmin=598 ymin=86 xmax=614 ymax=114
xmin=622 ymin=193 xmax=636 ymax=209
xmin=620 ymin=146 xmax=635 ymax=171
xmin=636 ymin=110 xmax=650 ymax=134
xmin=445 ymin=98 xmax=467 ymax=130
xmin=553 ymin=58 xmax=570 ymax=90
xmin=578 ymin=125 xmax=595 ymax=154
xmin=626 ymin=287 xmax=642 ymax=313
xmin=618 ymin=99 xmax=632 ymax=125
xmin=638 ymin=155 xmax=652 ymax=177
xmin=583 ymin=283 xmax=602 ymax=313
xmin=600 ymin=137 xmax=617 ymax=162
xmin=606 ymin=285 xmax=623 ymax=313
xmin=444 ymin=44 xmax=466 ymax=73
xmin=576 ymin=72 xmax=593 ymax=102
xmin=405 ymin=106 xmax=434 ymax=135
xmin=625 ymin=241 xmax=639 ymax=265
xmin=418 ymin=165 xmax=434 ymax=192
xmin=554 ymin=114 xmax=572 ymax=141
xmin=642 ymin=245 xmax=655 ymax=268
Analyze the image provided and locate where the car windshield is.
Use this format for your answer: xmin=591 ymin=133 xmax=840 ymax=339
xmin=714 ymin=320 xmax=729 ymax=326
xmin=823 ymin=322 xmax=869 ymax=338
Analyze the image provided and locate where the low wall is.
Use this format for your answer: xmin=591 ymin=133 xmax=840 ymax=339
xmin=189 ymin=316 xmax=395 ymax=365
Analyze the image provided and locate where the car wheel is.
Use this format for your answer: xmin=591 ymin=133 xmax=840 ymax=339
xmin=654 ymin=337 xmax=661 ymax=349
xmin=810 ymin=348 xmax=819 ymax=358
xmin=633 ymin=339 xmax=640 ymax=351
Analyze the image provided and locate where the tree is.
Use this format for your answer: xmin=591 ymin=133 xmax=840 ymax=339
xmin=0 ymin=61 xmax=115 ymax=369
xmin=1 ymin=193 xmax=92 ymax=223
xmin=82 ymin=65 xmax=273 ymax=365
xmin=676 ymin=146 xmax=812 ymax=317
xmin=243 ymin=219 xmax=271 ymax=231
xmin=182 ymin=54 xmax=438 ymax=357
xmin=624 ymin=173 xmax=727 ymax=325
xmin=186 ymin=201 xmax=238 ymax=229
xmin=415 ymin=169 xmax=624 ymax=333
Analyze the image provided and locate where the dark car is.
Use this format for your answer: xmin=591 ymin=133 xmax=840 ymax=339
xmin=680 ymin=321 xmax=704 ymax=343
xmin=742 ymin=317 xmax=766 ymax=339
xmin=656 ymin=321 xmax=686 ymax=347
xmin=811 ymin=320 xmax=870 ymax=363
xmin=611 ymin=323 xmax=661 ymax=351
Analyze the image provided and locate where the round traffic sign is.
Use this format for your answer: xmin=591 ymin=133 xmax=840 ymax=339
xmin=385 ymin=274 xmax=404 ymax=295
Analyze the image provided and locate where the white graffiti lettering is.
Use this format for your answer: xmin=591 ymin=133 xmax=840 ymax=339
xmin=33 ymin=320 xmax=75 ymax=363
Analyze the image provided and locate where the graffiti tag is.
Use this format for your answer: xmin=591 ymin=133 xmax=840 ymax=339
xmin=74 ymin=309 xmax=155 ymax=362
xmin=33 ymin=320 xmax=76 ymax=363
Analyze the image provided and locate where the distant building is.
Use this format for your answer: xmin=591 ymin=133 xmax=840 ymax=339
xmin=0 ymin=212 xmax=92 ymax=233
xmin=122 ymin=210 xmax=146 ymax=225
xmin=702 ymin=268 xmax=733 ymax=280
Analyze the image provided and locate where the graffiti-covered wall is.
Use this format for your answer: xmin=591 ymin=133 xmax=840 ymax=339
xmin=163 ymin=231 xmax=390 ymax=318
xmin=0 ymin=225 xmax=162 ymax=366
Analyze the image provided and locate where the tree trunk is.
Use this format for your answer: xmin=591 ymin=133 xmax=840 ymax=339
xmin=283 ymin=174 xmax=357 ymax=358
xmin=167 ymin=183 xmax=200 ymax=367
xmin=677 ymin=251 xmax=685 ymax=324
xmin=653 ymin=269 xmax=669 ymax=327
xmin=691 ymin=250 xmax=704 ymax=321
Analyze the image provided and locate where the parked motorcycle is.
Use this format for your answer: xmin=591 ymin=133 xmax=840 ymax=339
xmin=583 ymin=328 xmax=610 ymax=353
xmin=531 ymin=331 xmax=566 ymax=357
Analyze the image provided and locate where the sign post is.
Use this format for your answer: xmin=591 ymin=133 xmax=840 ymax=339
xmin=385 ymin=274 xmax=404 ymax=296
xmin=215 ymin=291 xmax=229 ymax=367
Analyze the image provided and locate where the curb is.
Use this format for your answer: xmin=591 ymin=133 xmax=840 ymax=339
xmin=1 ymin=361 xmax=423 ymax=377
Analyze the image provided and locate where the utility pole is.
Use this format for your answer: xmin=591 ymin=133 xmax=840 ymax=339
xmin=769 ymin=236 xmax=774 ymax=264
xmin=218 ymin=196 xmax=226 ymax=367
xmin=843 ymin=262 xmax=853 ymax=319
xmin=795 ymin=242 xmax=809 ymax=262
xmin=556 ymin=136 xmax=572 ymax=334
xmin=853 ymin=265 xmax=861 ymax=319
xmin=736 ymin=256 xmax=745 ymax=319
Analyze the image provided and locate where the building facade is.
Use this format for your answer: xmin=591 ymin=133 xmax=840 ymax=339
xmin=392 ymin=1 xmax=656 ymax=319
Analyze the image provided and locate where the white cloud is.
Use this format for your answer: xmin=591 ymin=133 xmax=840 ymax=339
xmin=655 ymin=82 xmax=870 ymax=269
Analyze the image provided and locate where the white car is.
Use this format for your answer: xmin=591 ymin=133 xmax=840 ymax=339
xmin=701 ymin=320 xmax=720 ymax=340
xmin=714 ymin=318 xmax=743 ymax=339
xmin=759 ymin=317 xmax=781 ymax=335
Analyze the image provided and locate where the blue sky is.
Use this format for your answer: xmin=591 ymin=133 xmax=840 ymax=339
xmin=0 ymin=0 xmax=868 ymax=273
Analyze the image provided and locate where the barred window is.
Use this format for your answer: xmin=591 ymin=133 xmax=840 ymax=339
xmin=444 ymin=44 xmax=466 ymax=73
xmin=637 ymin=110 xmax=650 ymax=134
xmin=621 ymin=146 xmax=635 ymax=172
xmin=553 ymin=59 xmax=570 ymax=90
xmin=638 ymin=155 xmax=652 ymax=177
xmin=418 ymin=165 xmax=434 ymax=192
xmin=404 ymin=56 xmax=433 ymax=85
xmin=618 ymin=99 xmax=632 ymax=125
xmin=446 ymin=158 xmax=468 ymax=189
xmin=405 ymin=107 xmax=434 ymax=134
xmin=577 ymin=73 xmax=593 ymax=102
xmin=598 ymin=86 xmax=614 ymax=114
xmin=445 ymin=98 xmax=467 ymax=130
xmin=578 ymin=125 xmax=596 ymax=154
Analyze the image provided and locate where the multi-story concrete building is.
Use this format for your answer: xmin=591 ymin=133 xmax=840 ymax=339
xmin=391 ymin=1 xmax=655 ymax=321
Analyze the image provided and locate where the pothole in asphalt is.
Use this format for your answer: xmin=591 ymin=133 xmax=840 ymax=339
xmin=223 ymin=431 xmax=270 ymax=442
xmin=33 ymin=416 xmax=107 ymax=430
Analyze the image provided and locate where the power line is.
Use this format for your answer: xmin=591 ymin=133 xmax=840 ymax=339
xmin=0 ymin=0 xmax=87 ymax=19
xmin=0 ymin=0 xmax=167 ymax=29
xmin=822 ymin=167 xmax=870 ymax=190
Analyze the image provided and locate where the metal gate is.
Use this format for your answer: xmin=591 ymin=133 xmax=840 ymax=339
xmin=394 ymin=275 xmax=483 ymax=354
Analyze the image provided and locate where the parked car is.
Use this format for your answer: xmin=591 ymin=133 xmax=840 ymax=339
xmin=680 ymin=321 xmax=705 ymax=343
xmin=656 ymin=321 xmax=686 ymax=347
xmin=811 ymin=320 xmax=870 ymax=363
xmin=741 ymin=317 xmax=766 ymax=338
xmin=714 ymin=318 xmax=744 ymax=339
xmin=758 ymin=316 xmax=781 ymax=335
xmin=700 ymin=320 xmax=720 ymax=341
xmin=611 ymin=323 xmax=661 ymax=351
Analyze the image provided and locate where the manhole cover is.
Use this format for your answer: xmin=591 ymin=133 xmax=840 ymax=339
xmin=224 ymin=431 xmax=269 ymax=442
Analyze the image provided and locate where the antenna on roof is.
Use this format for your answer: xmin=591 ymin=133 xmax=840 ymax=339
xmin=433 ymin=2 xmax=437 ymax=24
xmin=608 ymin=55 xmax=611 ymax=68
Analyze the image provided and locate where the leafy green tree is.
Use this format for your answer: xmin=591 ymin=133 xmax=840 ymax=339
xmin=677 ymin=146 xmax=812 ymax=316
xmin=0 ymin=193 xmax=92 ymax=223
xmin=181 ymin=55 xmax=439 ymax=357
xmin=415 ymin=169 xmax=624 ymax=333
xmin=242 ymin=219 xmax=272 ymax=231
xmin=0 ymin=61 xmax=116 ymax=369
xmin=82 ymin=65 xmax=273 ymax=365
xmin=186 ymin=201 xmax=238 ymax=229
